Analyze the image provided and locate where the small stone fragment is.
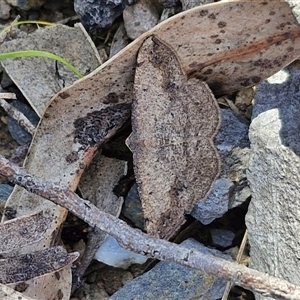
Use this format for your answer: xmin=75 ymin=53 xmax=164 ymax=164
xmin=109 ymin=239 xmax=230 ymax=299
xmin=109 ymin=22 xmax=130 ymax=58
xmin=74 ymin=0 xmax=128 ymax=35
xmin=180 ymin=0 xmax=215 ymax=10
xmin=210 ymin=228 xmax=235 ymax=248
xmin=94 ymin=235 xmax=147 ymax=269
xmin=159 ymin=0 xmax=181 ymax=8
xmin=122 ymin=183 xmax=144 ymax=229
xmin=0 ymin=184 xmax=13 ymax=201
xmin=123 ymin=0 xmax=160 ymax=39
xmin=246 ymin=61 xmax=300 ymax=300
xmin=7 ymin=100 xmax=39 ymax=145
xmin=5 ymin=0 xmax=46 ymax=10
xmin=0 ymin=0 xmax=11 ymax=20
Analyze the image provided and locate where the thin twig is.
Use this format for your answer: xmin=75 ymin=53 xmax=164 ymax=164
xmin=0 ymin=155 xmax=300 ymax=300
xmin=221 ymin=229 xmax=249 ymax=300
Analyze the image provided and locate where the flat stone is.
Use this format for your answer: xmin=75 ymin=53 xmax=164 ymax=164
xmin=123 ymin=0 xmax=160 ymax=39
xmin=210 ymin=228 xmax=235 ymax=248
xmin=245 ymin=61 xmax=300 ymax=300
xmin=122 ymin=183 xmax=144 ymax=230
xmin=5 ymin=0 xmax=46 ymax=10
xmin=192 ymin=108 xmax=250 ymax=224
xmin=7 ymin=100 xmax=39 ymax=145
xmin=74 ymin=0 xmax=128 ymax=35
xmin=0 ymin=0 xmax=11 ymax=20
xmin=109 ymin=239 xmax=230 ymax=299
xmin=180 ymin=0 xmax=215 ymax=10
xmin=0 ymin=183 xmax=13 ymax=201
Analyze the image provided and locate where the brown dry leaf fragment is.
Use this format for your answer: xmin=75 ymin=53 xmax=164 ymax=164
xmin=0 ymin=246 xmax=78 ymax=284
xmin=130 ymin=36 xmax=221 ymax=239
xmin=73 ymin=103 xmax=131 ymax=146
xmin=0 ymin=211 xmax=50 ymax=254
xmin=0 ymin=23 xmax=101 ymax=117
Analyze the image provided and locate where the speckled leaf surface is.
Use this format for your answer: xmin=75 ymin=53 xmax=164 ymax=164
xmin=0 ymin=211 xmax=50 ymax=254
xmin=0 ymin=23 xmax=101 ymax=117
xmin=0 ymin=246 xmax=78 ymax=284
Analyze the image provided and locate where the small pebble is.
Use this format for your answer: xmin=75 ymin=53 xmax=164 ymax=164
xmin=123 ymin=0 xmax=160 ymax=39
xmin=210 ymin=228 xmax=235 ymax=248
xmin=0 ymin=0 xmax=11 ymax=20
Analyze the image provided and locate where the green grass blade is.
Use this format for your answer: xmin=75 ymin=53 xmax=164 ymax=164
xmin=0 ymin=20 xmax=55 ymax=35
xmin=0 ymin=50 xmax=84 ymax=78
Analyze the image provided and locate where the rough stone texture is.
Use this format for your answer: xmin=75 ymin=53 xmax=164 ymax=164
xmin=122 ymin=183 xmax=145 ymax=230
xmin=5 ymin=0 xmax=46 ymax=10
xmin=180 ymin=0 xmax=214 ymax=10
xmin=109 ymin=22 xmax=130 ymax=58
xmin=0 ymin=184 xmax=13 ymax=202
xmin=285 ymin=0 xmax=300 ymax=25
xmin=74 ymin=0 xmax=128 ymax=35
xmin=123 ymin=0 xmax=160 ymax=39
xmin=192 ymin=108 xmax=250 ymax=224
xmin=159 ymin=0 xmax=180 ymax=8
xmin=245 ymin=61 xmax=300 ymax=300
xmin=7 ymin=100 xmax=39 ymax=145
xmin=109 ymin=239 xmax=230 ymax=300
xmin=210 ymin=228 xmax=235 ymax=248
xmin=0 ymin=0 xmax=11 ymax=20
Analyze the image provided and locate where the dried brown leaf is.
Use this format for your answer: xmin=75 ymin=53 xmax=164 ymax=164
xmin=0 ymin=246 xmax=78 ymax=284
xmin=129 ymin=36 xmax=221 ymax=239
xmin=0 ymin=211 xmax=50 ymax=254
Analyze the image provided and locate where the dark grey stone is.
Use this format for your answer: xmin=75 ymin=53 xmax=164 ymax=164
xmin=122 ymin=183 xmax=144 ymax=230
xmin=0 ymin=184 xmax=13 ymax=201
xmin=210 ymin=228 xmax=235 ymax=248
xmin=109 ymin=239 xmax=230 ymax=300
xmin=6 ymin=0 xmax=46 ymax=10
xmin=192 ymin=109 xmax=250 ymax=224
xmin=74 ymin=0 xmax=136 ymax=35
xmin=7 ymin=100 xmax=39 ymax=145
xmin=246 ymin=61 xmax=300 ymax=300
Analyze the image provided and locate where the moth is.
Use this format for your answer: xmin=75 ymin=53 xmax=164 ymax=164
xmin=128 ymin=36 xmax=221 ymax=239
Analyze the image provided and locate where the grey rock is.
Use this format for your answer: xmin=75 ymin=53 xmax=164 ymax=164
xmin=5 ymin=0 xmax=46 ymax=10
xmin=192 ymin=109 xmax=250 ymax=224
xmin=245 ymin=61 xmax=300 ymax=300
xmin=122 ymin=183 xmax=144 ymax=230
xmin=159 ymin=7 xmax=179 ymax=22
xmin=192 ymin=178 xmax=232 ymax=225
xmin=180 ymin=0 xmax=214 ymax=10
xmin=0 ymin=0 xmax=11 ymax=20
xmin=1 ymin=71 xmax=14 ymax=88
xmin=109 ymin=239 xmax=230 ymax=300
xmin=74 ymin=0 xmax=129 ymax=35
xmin=0 ymin=184 xmax=13 ymax=201
xmin=210 ymin=228 xmax=235 ymax=248
xmin=285 ymin=0 xmax=300 ymax=25
xmin=214 ymin=109 xmax=249 ymax=158
xmin=7 ymin=100 xmax=39 ymax=145
xmin=123 ymin=0 xmax=160 ymax=39
xmin=159 ymin=0 xmax=180 ymax=8
xmin=109 ymin=22 xmax=130 ymax=58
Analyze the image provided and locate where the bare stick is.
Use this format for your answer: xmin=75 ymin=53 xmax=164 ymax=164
xmin=0 ymin=154 xmax=300 ymax=300
xmin=221 ymin=229 xmax=249 ymax=300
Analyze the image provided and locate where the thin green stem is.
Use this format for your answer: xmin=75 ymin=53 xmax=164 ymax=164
xmin=0 ymin=50 xmax=84 ymax=78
